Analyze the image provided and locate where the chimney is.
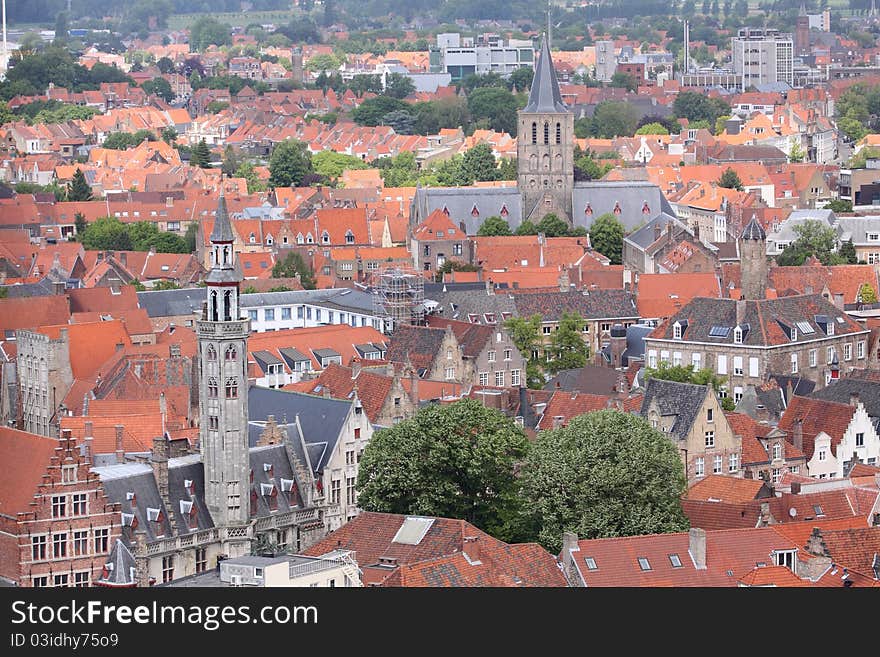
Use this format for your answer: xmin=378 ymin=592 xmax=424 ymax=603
xmin=654 ymin=223 xmax=662 ymax=242
xmin=850 ymin=392 xmax=860 ymax=408
xmin=115 ymin=425 xmax=125 ymax=464
xmin=463 ymin=536 xmax=481 ymax=562
xmin=351 ymin=358 xmax=362 ymax=379
xmin=688 ymin=528 xmax=707 ymax=570
xmin=323 ymin=387 xmax=331 ymax=398
xmin=552 ymin=415 xmax=565 ymax=429
xmin=791 ymin=481 xmax=801 ymax=495
xmin=119 ymin=252 xmax=127 ymax=268
xmin=134 ymin=530 xmax=151 ymax=587
xmin=666 ymin=221 xmax=673 ymax=240
xmin=151 ymin=435 xmax=171 ymax=513
xmin=561 ymin=531 xmax=579 ymax=575
xmin=485 ymin=278 xmax=494 ymax=295
xmin=409 ymin=367 xmax=419 ymax=405
xmin=755 ymin=403 xmax=769 ymax=423
xmin=736 ymin=299 xmax=746 ymax=326
xmin=617 ymin=370 xmax=629 ymax=395
xmin=792 ymin=418 xmax=803 ymax=452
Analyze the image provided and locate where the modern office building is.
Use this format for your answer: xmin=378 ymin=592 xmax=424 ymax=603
xmin=731 ymin=28 xmax=794 ymax=91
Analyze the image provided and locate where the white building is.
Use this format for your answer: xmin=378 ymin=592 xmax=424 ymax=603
xmin=240 ymin=289 xmax=384 ymax=333
xmin=430 ymin=33 xmax=534 ymax=82
xmin=731 ymin=28 xmax=793 ymax=92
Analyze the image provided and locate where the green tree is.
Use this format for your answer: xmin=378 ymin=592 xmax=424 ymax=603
xmin=382 ymin=109 xmax=415 ymax=135
xmin=497 ymin=158 xmax=517 ymax=180
xmin=504 ymin=314 xmax=545 ymax=389
xmin=776 ymin=219 xmax=843 ymax=266
xmin=520 ymin=409 xmax=690 ymax=552
xmin=268 ymin=140 xmax=313 ymax=188
xmin=589 ymin=213 xmax=624 ymax=265
xmin=645 ymin=362 xmax=734 ymax=409
xmin=673 ymin=91 xmax=730 ymax=126
xmin=610 ymin=71 xmax=639 ymax=92
xmin=384 ymin=72 xmax=416 ymax=99
xmin=714 ymin=115 xmax=731 ymax=135
xmin=351 ymin=96 xmax=410 ymax=127
xmin=312 ymin=151 xmax=369 ymax=180
xmin=591 ymin=100 xmax=640 ymax=138
xmin=635 ymin=122 xmax=670 ymax=135
xmin=788 ymin=138 xmax=805 ymax=163
xmin=376 ymin=151 xmax=419 ymax=187
xmin=206 ymin=100 xmax=229 ymax=114
xmin=477 ymin=215 xmax=512 ymax=236
xmin=161 ymin=127 xmax=178 ymax=144
xmin=535 ymin=213 xmax=569 ymax=238
xmin=189 ymin=18 xmax=232 ymax=51
xmin=435 ymin=260 xmax=480 ymax=281
xmin=156 ymin=57 xmax=175 ymax=74
xmin=79 ymin=216 xmax=133 ymax=251
xmin=142 ymin=77 xmax=174 ymax=103
xmin=460 ymin=144 xmax=498 ymax=183
xmin=189 ymin=139 xmax=212 ymax=169
xmin=67 ymin=168 xmax=92 ymax=202
xmin=825 ymin=199 xmax=853 ymax=213
xmin=507 ymin=66 xmax=534 ymax=92
xmin=859 ymin=282 xmax=878 ymax=303
xmin=74 ymin=212 xmax=88 ymax=236
xmin=272 ymin=251 xmax=316 ymax=289
xmin=356 ymin=399 xmax=531 ymax=542
xmin=515 ymin=220 xmax=538 ymax=236
xmin=717 ymin=167 xmax=743 ymax=191
xmin=184 ymin=221 xmax=198 ymax=253
xmin=467 ymin=86 xmax=518 ymax=135
xmin=546 ymin=312 xmax=589 ymax=374
xmin=839 ymin=239 xmax=858 ymax=264
xmin=234 ymin=162 xmax=267 ymax=193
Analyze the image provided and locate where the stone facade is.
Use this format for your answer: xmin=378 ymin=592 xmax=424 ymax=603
xmin=16 ymin=328 xmax=73 ymax=437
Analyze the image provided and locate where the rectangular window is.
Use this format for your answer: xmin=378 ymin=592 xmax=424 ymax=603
xmin=94 ymin=528 xmax=109 ymax=554
xmin=51 ymin=495 xmax=67 ymax=518
xmin=495 ymin=371 xmax=505 ymax=387
xmin=196 ymin=548 xmax=207 ymax=574
xmin=818 ymin=448 xmax=827 ymax=461
xmin=346 ymin=477 xmax=356 ymax=505
xmin=31 ymin=535 xmax=47 ymax=561
xmin=707 ymin=408 xmax=713 ymax=423
xmin=809 ymin=349 xmax=817 ymax=367
xmin=297 ymin=306 xmax=304 ymax=319
xmin=733 ymin=356 xmax=743 ymax=376
xmin=692 ymin=353 xmax=701 ymax=370
xmin=791 ymin=352 xmax=798 ymax=374
xmin=61 ymin=466 xmax=76 ymax=484
xmin=248 ymin=310 xmax=258 ymax=321
xmin=789 ymin=465 xmax=799 ymax=474
xmin=488 ymin=350 xmax=496 ymax=362
xmin=307 ymin=307 xmax=313 ymax=320
xmin=54 ymin=574 xmax=69 ymax=588
xmin=749 ymin=357 xmax=759 ymax=377
xmin=264 ymin=308 xmax=275 ymax=321
xmin=648 ymin=350 xmax=657 ymax=368
xmin=511 ymin=369 xmax=521 ymax=386
xmin=584 ymin=557 xmax=598 ymax=571
xmin=479 ymin=372 xmax=489 ymax=386
xmin=673 ymin=352 xmax=682 ymax=367
xmin=713 ymin=455 xmax=723 ymax=474
xmin=282 ymin=307 xmax=291 ymax=320
xmin=330 ymin=479 xmax=341 ymax=505
xmin=729 ymin=453 xmax=739 ymax=472
xmin=695 ymin=457 xmax=704 ymax=477
xmin=543 ymin=326 xmax=552 ymax=335
xmin=716 ymin=354 xmax=728 ymax=375
xmin=73 ymin=530 xmax=88 ymax=556
xmin=445 ymin=367 xmax=455 ymax=380
xmin=53 ymin=533 xmax=67 ymax=558
xmin=669 ymin=554 xmax=683 ymax=568
xmin=772 ymin=468 xmax=782 ymax=484
xmin=33 ymin=576 xmax=48 ymax=588
xmin=637 ymin=557 xmax=651 ymax=571
xmin=827 ymin=346 xmax=834 ymax=364
xmin=504 ymin=349 xmax=512 ymax=361
xmin=71 ymin=493 xmax=86 ymax=516
xmin=346 ymin=450 xmax=356 ymax=466
xmin=316 ymin=309 xmax=322 ymax=322
xmin=705 ymin=431 xmax=715 ymax=447
xmin=162 ymin=555 xmax=175 ymax=583
xmin=858 ymin=341 xmax=865 ymax=359
xmin=856 ymin=432 xmax=865 ymax=447
xmin=74 ymin=572 xmax=89 ymax=588
xmin=844 ymin=343 xmax=852 ymax=361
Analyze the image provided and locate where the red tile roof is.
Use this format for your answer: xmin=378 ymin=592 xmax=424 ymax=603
xmin=37 ymin=320 xmax=132 ymax=379
xmin=0 ymin=295 xmax=71 ymax=333
xmin=412 ymin=209 xmax=466 ymax=241
xmin=536 ymin=391 xmax=618 ymax=430
xmin=686 ymin=475 xmax=768 ymax=503
xmin=0 ymin=427 xmax=60 ymax=516
xmin=636 ymin=272 xmax=721 ymax=318
xmin=778 ymin=396 xmax=855 ymax=460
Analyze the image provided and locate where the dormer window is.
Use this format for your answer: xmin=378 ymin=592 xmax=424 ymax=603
xmin=471 ymin=205 xmax=480 ymax=217
xmin=321 ymin=231 xmax=330 ymax=244
xmin=828 ymin=322 xmax=834 ymax=336
xmin=184 ymin=479 xmax=195 ymax=496
xmin=733 ymin=326 xmax=743 ymax=344
xmin=263 ymin=463 xmax=273 ymax=477
xmin=673 ymin=322 xmax=682 ymax=340
xmin=146 ymin=507 xmax=163 ymax=523
xmin=249 ymin=232 xmax=256 ymax=244
xmin=642 ymin=201 xmax=651 ymax=215
xmin=613 ymin=202 xmax=622 ymax=215
xmin=345 ymin=229 xmax=355 ymax=244
xmin=585 ymin=203 xmax=593 ymax=216
xmin=500 ymin=205 xmax=509 ymax=217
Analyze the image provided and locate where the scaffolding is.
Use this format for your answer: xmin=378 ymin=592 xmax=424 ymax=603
xmin=373 ymin=267 xmax=425 ymax=333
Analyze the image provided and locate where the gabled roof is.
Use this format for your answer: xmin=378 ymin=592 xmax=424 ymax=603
xmin=778 ymin=395 xmax=856 ymax=459
xmin=640 ymin=378 xmax=710 ymax=441
xmin=536 ymin=391 xmax=619 ymax=430
xmin=386 ymin=324 xmax=449 ymax=373
xmin=687 ymin=474 xmax=768 ymax=503
xmin=0 ymin=295 xmax=70 ymax=334
xmin=0 ymin=428 xmax=61 ymax=516
xmin=36 ymin=320 xmax=132 ymax=379
xmin=513 ymin=289 xmax=638 ymax=321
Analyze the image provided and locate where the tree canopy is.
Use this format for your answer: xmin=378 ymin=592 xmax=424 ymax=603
xmin=268 ymin=140 xmax=314 ymax=188
xmin=67 ymin=168 xmax=93 ymax=202
xmin=521 ymin=410 xmax=690 ymax=553
xmin=357 ymin=399 xmax=531 ymax=542
xmin=589 ymin=213 xmax=624 ymax=265
xmin=717 ymin=167 xmax=743 ymax=191
xmin=546 ymin=311 xmax=590 ymax=374
xmin=271 ymin=251 xmax=316 ymax=289
xmin=776 ymin=219 xmax=848 ymax=266
xmin=477 ymin=215 xmax=512 ymax=236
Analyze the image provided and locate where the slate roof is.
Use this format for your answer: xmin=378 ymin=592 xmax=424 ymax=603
xmin=97 ymin=539 xmax=137 ymax=587
xmin=209 ymin=188 xmax=235 ymax=243
xmin=543 ymin=365 xmax=621 ymax=395
xmin=386 ymin=324 xmax=448 ymax=373
xmin=513 ymin=289 xmax=638 ymax=321
xmin=523 ymin=37 xmax=568 ymax=114
xmin=623 ymin=213 xmax=691 ymax=250
xmin=741 ymin=214 xmax=766 ymax=240
xmin=640 ymin=378 xmax=709 ymax=442
xmin=424 ymin=315 xmax=496 ymax=359
xmin=425 ymin=288 xmax=517 ymax=323
xmin=809 ymin=373 xmax=880 ymax=419
xmin=648 ymin=295 xmax=868 ymax=347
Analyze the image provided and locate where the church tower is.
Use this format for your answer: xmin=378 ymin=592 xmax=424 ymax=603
xmin=739 ymin=214 xmax=768 ymax=300
xmin=517 ymin=35 xmax=574 ymax=226
xmin=197 ymin=187 xmax=251 ymax=531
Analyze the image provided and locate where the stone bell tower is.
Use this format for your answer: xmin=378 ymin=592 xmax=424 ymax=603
xmin=517 ymin=35 xmax=574 ymax=226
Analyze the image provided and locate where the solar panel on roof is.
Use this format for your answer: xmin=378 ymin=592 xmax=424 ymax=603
xmin=391 ymin=517 xmax=435 ymax=545
xmin=709 ymin=326 xmax=730 ymax=337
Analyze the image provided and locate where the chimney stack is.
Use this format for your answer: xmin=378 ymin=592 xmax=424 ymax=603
xmin=485 ymin=278 xmax=495 ymax=296
xmin=792 ymin=418 xmax=803 ymax=452
xmin=352 ymin=358 xmax=362 ymax=379
xmin=115 ymin=425 xmax=125 ymax=464
xmin=463 ymin=536 xmax=482 ymax=563
xmin=791 ymin=481 xmax=801 ymax=495
xmin=736 ymin=299 xmax=746 ymax=326
xmin=561 ymin=531 xmax=579 ymax=580
xmin=134 ymin=530 xmax=151 ymax=587
xmin=850 ymin=392 xmax=860 ymax=408
xmin=689 ymin=528 xmax=707 ymax=570
xmin=151 ymin=435 xmax=171 ymax=513
xmin=654 ymin=223 xmax=662 ymax=242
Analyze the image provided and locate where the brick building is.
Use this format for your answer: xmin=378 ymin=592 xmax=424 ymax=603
xmin=0 ymin=429 xmax=121 ymax=587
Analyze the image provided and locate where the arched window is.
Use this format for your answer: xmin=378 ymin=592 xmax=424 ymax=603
xmin=531 ymin=122 xmax=537 ymax=144
xmin=556 ymin=122 xmax=561 ymax=144
xmin=225 ymin=345 xmax=237 ymax=361
xmin=296 ymin=233 xmax=304 ymax=244
xmin=207 ymin=377 xmax=218 ymax=398
xmin=529 ymin=153 xmax=538 ymax=171
xmin=225 ymin=377 xmax=238 ymax=399
xmin=543 ymin=122 xmax=549 ymax=144
xmin=542 ymin=153 xmax=550 ymax=170
xmin=223 ymin=246 xmax=230 ymax=265
xmin=345 ymin=229 xmax=355 ymax=244
xmin=206 ymin=344 xmax=217 ymax=361
xmin=223 ymin=290 xmax=232 ymax=321
xmin=249 ymin=232 xmax=256 ymax=244
xmin=210 ymin=291 xmax=219 ymax=322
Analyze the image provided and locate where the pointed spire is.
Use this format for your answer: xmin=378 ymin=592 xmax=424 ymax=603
xmin=741 ymin=213 xmax=766 ymax=241
xmin=209 ymin=180 xmax=234 ymax=243
xmin=523 ymin=35 xmax=567 ymax=114
xmin=799 ymin=1 xmax=807 ymax=16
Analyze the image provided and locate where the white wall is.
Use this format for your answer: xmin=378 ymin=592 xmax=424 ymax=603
xmin=835 ymin=403 xmax=880 ymax=477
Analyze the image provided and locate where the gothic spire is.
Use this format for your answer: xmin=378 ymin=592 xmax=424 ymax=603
xmin=209 ymin=182 xmax=234 ymax=243
xmin=741 ymin=213 xmax=766 ymax=241
xmin=522 ymin=34 xmax=567 ymax=114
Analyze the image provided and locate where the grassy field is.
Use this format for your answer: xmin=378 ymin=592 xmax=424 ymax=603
xmin=166 ymin=11 xmax=299 ymax=31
